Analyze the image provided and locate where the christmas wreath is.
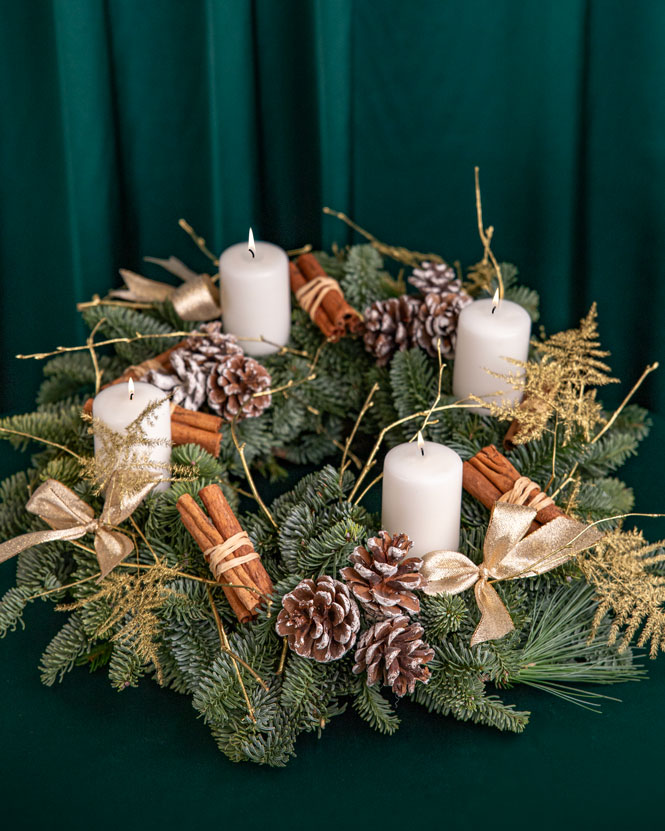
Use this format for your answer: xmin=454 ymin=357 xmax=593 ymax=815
xmin=0 ymin=182 xmax=662 ymax=767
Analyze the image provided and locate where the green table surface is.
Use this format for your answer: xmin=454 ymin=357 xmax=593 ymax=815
xmin=1 ymin=418 xmax=664 ymax=830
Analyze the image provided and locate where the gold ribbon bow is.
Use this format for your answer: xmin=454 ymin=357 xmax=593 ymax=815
xmin=0 ymin=477 xmax=156 ymax=579
xmin=111 ymin=257 xmax=221 ymax=321
xmin=420 ymin=502 xmax=604 ymax=646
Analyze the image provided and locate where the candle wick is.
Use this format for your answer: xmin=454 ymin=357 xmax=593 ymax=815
xmin=491 ymin=306 xmax=496 ymax=315
xmin=129 ymin=392 xmax=134 ymax=400
xmin=249 ymin=249 xmax=255 ymax=259
xmin=420 ymin=447 xmax=425 ymax=457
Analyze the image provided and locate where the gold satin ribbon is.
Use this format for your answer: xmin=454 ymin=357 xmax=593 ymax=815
xmin=111 ymin=258 xmax=221 ymax=322
xmin=0 ymin=476 xmax=157 ymax=579
xmin=420 ymin=502 xmax=604 ymax=646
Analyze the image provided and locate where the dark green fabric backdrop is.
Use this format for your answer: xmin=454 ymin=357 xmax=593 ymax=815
xmin=1 ymin=1 xmax=664 ymax=828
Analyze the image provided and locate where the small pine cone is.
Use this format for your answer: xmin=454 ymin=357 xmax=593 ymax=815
xmin=181 ymin=322 xmax=243 ymax=368
xmin=408 ymin=261 xmax=459 ymax=295
xmin=207 ymin=353 xmax=272 ymax=421
xmin=341 ymin=531 xmax=424 ymax=618
xmin=276 ymin=575 xmax=361 ymax=662
xmin=353 ymin=615 xmax=434 ymax=697
xmin=147 ymin=352 xmax=208 ymax=410
xmin=362 ymin=295 xmax=422 ymax=366
xmin=412 ymin=290 xmax=472 ymax=359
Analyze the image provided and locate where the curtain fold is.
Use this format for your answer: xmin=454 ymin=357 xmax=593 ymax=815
xmin=1 ymin=0 xmax=663 ymax=413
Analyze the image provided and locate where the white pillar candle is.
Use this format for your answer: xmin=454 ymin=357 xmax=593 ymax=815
xmin=219 ymin=229 xmax=291 ymax=357
xmin=452 ymin=296 xmax=531 ymax=413
xmin=381 ymin=436 xmax=463 ymax=557
xmin=92 ymin=380 xmax=172 ymax=492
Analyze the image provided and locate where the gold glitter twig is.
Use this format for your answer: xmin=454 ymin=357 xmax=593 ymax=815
xmin=474 ymin=167 xmax=505 ymax=299
xmin=591 ymin=362 xmax=659 ymax=445
xmin=0 ymin=426 xmax=82 ymax=460
xmin=276 ymin=637 xmax=288 ymax=675
xmin=86 ymin=318 xmax=105 ymax=394
xmin=77 ymin=296 xmax=155 ymax=312
xmin=207 ymin=588 xmax=255 ymax=723
xmin=179 ymin=219 xmax=219 ymax=266
xmin=322 ymin=207 xmax=445 ymax=267
xmin=339 ymin=382 xmax=379 ymax=489
xmin=230 ymin=418 xmax=277 ymax=529
xmin=348 ymin=400 xmax=478 ymax=503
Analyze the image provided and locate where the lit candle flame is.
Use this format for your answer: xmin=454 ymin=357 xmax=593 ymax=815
xmin=491 ymin=287 xmax=500 ymax=314
xmin=248 ymin=227 xmax=256 ymax=259
xmin=128 ymin=378 xmax=135 ymax=401
xmin=417 ymin=430 xmax=425 ymax=456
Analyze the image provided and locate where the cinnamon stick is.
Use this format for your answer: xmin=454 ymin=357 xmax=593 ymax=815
xmin=462 ymin=461 xmax=502 ymax=511
xmin=199 ymin=484 xmax=273 ymax=599
xmin=289 ymin=261 xmax=340 ymax=339
xmin=171 ymin=422 xmax=222 ymax=457
xmin=470 ymin=445 xmax=566 ymax=526
xmin=171 ymin=407 xmax=222 ymax=433
xmin=176 ymin=493 xmax=259 ymax=621
xmin=296 ymin=253 xmax=363 ymax=334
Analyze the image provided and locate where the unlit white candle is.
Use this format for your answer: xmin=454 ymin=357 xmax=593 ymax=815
xmin=381 ymin=440 xmax=463 ymax=557
xmin=219 ymin=233 xmax=291 ymax=357
xmin=452 ymin=297 xmax=531 ymax=413
xmin=92 ymin=380 xmax=172 ymax=492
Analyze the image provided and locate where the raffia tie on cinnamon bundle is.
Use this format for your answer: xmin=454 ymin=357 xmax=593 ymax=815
xmin=176 ymin=484 xmax=273 ymax=623
xmin=83 ymin=342 xmax=223 ymax=456
xmin=463 ymin=444 xmax=566 ymax=534
xmin=290 ymin=253 xmax=363 ymax=341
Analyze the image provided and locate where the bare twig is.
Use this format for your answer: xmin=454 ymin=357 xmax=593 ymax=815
xmin=474 ymin=167 xmax=504 ymax=299
xmin=230 ymin=418 xmax=277 ymax=529
xmin=339 ymin=382 xmax=379 ymax=490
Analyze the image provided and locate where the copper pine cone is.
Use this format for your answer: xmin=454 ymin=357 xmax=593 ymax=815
xmin=341 ymin=531 xmax=424 ymax=619
xmin=362 ymin=295 xmax=422 ymax=366
xmin=353 ymin=615 xmax=434 ymax=697
xmin=206 ymin=353 xmax=272 ymax=421
xmin=276 ymin=575 xmax=361 ymax=662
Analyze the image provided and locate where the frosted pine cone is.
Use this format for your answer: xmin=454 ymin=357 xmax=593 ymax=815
xmin=341 ymin=531 xmax=424 ymax=618
xmin=207 ymin=353 xmax=272 ymax=421
xmin=408 ymin=261 xmax=458 ymax=295
xmin=412 ymin=290 xmax=472 ymax=359
xmin=181 ymin=322 xmax=243 ymax=367
xmin=146 ymin=323 xmax=244 ymax=411
xmin=276 ymin=575 xmax=361 ymax=662
xmin=353 ymin=615 xmax=434 ymax=697
xmin=362 ymin=295 xmax=422 ymax=366
xmin=148 ymin=352 xmax=208 ymax=410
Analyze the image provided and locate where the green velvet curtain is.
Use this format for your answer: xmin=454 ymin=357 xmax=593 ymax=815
xmin=1 ymin=0 xmax=663 ymax=416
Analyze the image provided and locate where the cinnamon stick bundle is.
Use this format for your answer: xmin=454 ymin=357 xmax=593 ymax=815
xmin=177 ymin=485 xmax=273 ymax=623
xmin=289 ymin=262 xmax=340 ymax=340
xmin=291 ymin=253 xmax=363 ymax=340
xmin=463 ymin=444 xmax=566 ymax=529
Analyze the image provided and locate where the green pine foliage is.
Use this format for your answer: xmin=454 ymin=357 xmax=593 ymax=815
xmin=0 ymin=242 xmax=655 ymax=766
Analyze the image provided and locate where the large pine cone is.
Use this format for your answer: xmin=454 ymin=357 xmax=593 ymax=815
xmin=276 ymin=576 xmax=361 ymax=662
xmin=207 ymin=353 xmax=272 ymax=421
xmin=412 ymin=290 xmax=472 ymax=359
xmin=341 ymin=531 xmax=424 ymax=618
xmin=353 ymin=615 xmax=434 ymax=697
xmin=362 ymin=295 xmax=422 ymax=366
